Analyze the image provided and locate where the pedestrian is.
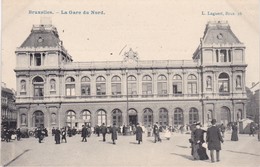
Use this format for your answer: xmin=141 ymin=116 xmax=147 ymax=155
xmin=219 ymin=123 xmax=226 ymax=138
xmin=54 ymin=128 xmax=61 ymax=144
xmin=95 ymin=125 xmax=100 ymax=137
xmin=231 ymin=122 xmax=238 ymax=141
xmin=16 ymin=128 xmax=21 ymax=141
xmin=153 ymin=122 xmax=161 ymax=143
xmin=164 ymin=126 xmax=171 ymax=140
xmin=43 ymin=128 xmax=48 ymax=137
xmin=111 ymin=123 xmax=118 ymax=144
xmin=81 ymin=125 xmax=88 ymax=142
xmin=61 ymin=128 xmax=67 ymax=143
xmin=52 ymin=127 xmax=55 ymax=136
xmin=4 ymin=128 xmax=11 ymax=142
xmin=192 ymin=123 xmax=209 ymax=160
xmin=135 ymin=123 xmax=143 ymax=144
xmin=122 ymin=125 xmax=126 ymax=136
xmin=37 ymin=127 xmax=44 ymax=143
xmin=206 ymin=119 xmax=224 ymax=163
xmin=100 ymin=123 xmax=107 ymax=142
xmin=249 ymin=122 xmax=256 ymax=137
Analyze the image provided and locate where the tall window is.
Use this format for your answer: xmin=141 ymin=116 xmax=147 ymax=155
xmin=216 ymin=49 xmax=231 ymax=63
xmin=159 ymin=108 xmax=168 ymax=126
xmin=220 ymin=107 xmax=231 ymax=125
xmin=189 ymin=108 xmax=199 ymax=124
xmin=111 ymin=76 xmax=121 ymax=96
xmin=173 ymin=74 xmax=182 ymax=95
xmin=143 ymin=108 xmax=153 ymax=127
xmin=81 ymin=110 xmax=91 ymax=124
xmin=81 ymin=76 xmax=91 ymax=96
xmin=112 ymin=109 xmax=122 ymax=126
xmin=96 ymin=76 xmax=106 ymax=96
xmin=173 ymin=108 xmax=183 ymax=126
xmin=157 ymin=75 xmax=167 ymax=96
xmin=218 ymin=73 xmax=229 ymax=95
xmin=127 ymin=75 xmax=137 ymax=96
xmin=33 ymin=76 xmax=44 ymax=98
xmin=97 ymin=110 xmax=107 ymax=125
xmin=32 ymin=111 xmax=44 ymax=128
xmin=142 ymin=75 xmax=152 ymax=96
xmin=65 ymin=77 xmax=76 ymax=96
xmin=20 ymin=80 xmax=26 ymax=93
xmin=50 ymin=79 xmax=56 ymax=91
xmin=187 ymin=74 xmax=197 ymax=95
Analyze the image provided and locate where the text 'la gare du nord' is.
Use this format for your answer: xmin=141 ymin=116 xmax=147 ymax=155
xmin=28 ymin=10 xmax=105 ymax=15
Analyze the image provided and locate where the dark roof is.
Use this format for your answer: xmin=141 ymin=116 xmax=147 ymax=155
xmin=20 ymin=25 xmax=61 ymax=48
xmin=202 ymin=21 xmax=242 ymax=44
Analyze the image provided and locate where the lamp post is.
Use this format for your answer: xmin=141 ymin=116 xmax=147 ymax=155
xmin=126 ymin=68 xmax=129 ymax=125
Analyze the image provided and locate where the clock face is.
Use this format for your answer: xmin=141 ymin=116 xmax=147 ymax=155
xmin=38 ymin=37 xmax=43 ymax=43
xmin=217 ymin=33 xmax=223 ymax=40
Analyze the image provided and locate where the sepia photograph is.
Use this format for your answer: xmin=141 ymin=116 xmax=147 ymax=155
xmin=1 ymin=0 xmax=260 ymax=166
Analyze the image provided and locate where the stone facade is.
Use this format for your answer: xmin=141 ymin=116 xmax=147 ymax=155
xmin=14 ymin=21 xmax=247 ymax=130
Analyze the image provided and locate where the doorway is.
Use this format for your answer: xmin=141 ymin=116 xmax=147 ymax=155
xmin=129 ymin=115 xmax=137 ymax=125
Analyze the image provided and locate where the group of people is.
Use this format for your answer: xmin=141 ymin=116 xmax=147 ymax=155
xmin=1 ymin=128 xmax=21 ymax=142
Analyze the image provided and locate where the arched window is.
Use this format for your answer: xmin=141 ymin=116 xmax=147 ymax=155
xmin=143 ymin=108 xmax=153 ymax=127
xmin=66 ymin=110 xmax=76 ymax=127
xmin=81 ymin=76 xmax=91 ymax=96
xmin=159 ymin=108 xmax=168 ymax=126
xmin=33 ymin=76 xmax=44 ymax=98
xmin=173 ymin=108 xmax=183 ymax=126
xmin=236 ymin=75 xmax=242 ymax=88
xmin=142 ymin=75 xmax=152 ymax=96
xmin=206 ymin=76 xmax=212 ymax=89
xmin=96 ymin=76 xmax=106 ymax=96
xmin=112 ymin=109 xmax=122 ymax=126
xmin=65 ymin=77 xmax=76 ymax=96
xmin=127 ymin=75 xmax=137 ymax=96
xmin=220 ymin=107 xmax=231 ymax=125
xmin=97 ymin=110 xmax=107 ymax=125
xmin=20 ymin=80 xmax=26 ymax=92
xmin=187 ymin=74 xmax=197 ymax=95
xmin=50 ymin=79 xmax=56 ymax=91
xmin=173 ymin=74 xmax=182 ymax=95
xmin=218 ymin=73 xmax=229 ymax=95
xmin=81 ymin=110 xmax=91 ymax=123
xmin=32 ymin=111 xmax=44 ymax=128
xmin=111 ymin=76 xmax=121 ymax=96
xmin=189 ymin=108 xmax=199 ymax=124
xmin=157 ymin=75 xmax=167 ymax=96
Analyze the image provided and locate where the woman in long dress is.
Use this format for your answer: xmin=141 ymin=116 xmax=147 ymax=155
xmin=231 ymin=122 xmax=239 ymax=141
xmin=192 ymin=124 xmax=209 ymax=160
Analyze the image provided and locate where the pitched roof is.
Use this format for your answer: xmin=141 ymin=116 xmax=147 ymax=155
xmin=20 ymin=25 xmax=61 ymax=48
xmin=202 ymin=21 xmax=242 ymax=44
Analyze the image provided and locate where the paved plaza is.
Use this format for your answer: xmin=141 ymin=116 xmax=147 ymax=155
xmin=1 ymin=132 xmax=260 ymax=167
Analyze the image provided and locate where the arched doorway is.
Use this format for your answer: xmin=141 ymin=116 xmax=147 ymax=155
xmin=143 ymin=108 xmax=153 ymax=127
xmin=220 ymin=107 xmax=231 ymax=125
xmin=189 ymin=108 xmax=199 ymax=124
xmin=32 ymin=111 xmax=44 ymax=128
xmin=159 ymin=108 xmax=168 ymax=126
xmin=173 ymin=108 xmax=183 ymax=126
xmin=128 ymin=109 xmax=137 ymax=125
xmin=97 ymin=110 xmax=107 ymax=125
xmin=112 ymin=109 xmax=122 ymax=126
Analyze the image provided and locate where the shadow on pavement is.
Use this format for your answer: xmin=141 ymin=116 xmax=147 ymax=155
xmin=129 ymin=142 xmax=139 ymax=144
xmin=225 ymin=150 xmax=260 ymax=156
xmin=176 ymin=145 xmax=189 ymax=149
xmin=170 ymin=152 xmax=194 ymax=160
xmin=4 ymin=149 xmax=30 ymax=167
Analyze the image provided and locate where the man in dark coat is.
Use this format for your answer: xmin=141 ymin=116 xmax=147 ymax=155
xmin=135 ymin=123 xmax=143 ymax=144
xmin=37 ymin=127 xmax=44 ymax=143
xmin=206 ymin=119 xmax=224 ymax=163
xmin=153 ymin=122 xmax=161 ymax=143
xmin=111 ymin=124 xmax=118 ymax=144
xmin=100 ymin=123 xmax=107 ymax=142
xmin=81 ymin=125 xmax=88 ymax=142
xmin=95 ymin=125 xmax=100 ymax=137
xmin=54 ymin=128 xmax=61 ymax=144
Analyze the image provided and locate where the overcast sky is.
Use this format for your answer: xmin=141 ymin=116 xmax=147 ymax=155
xmin=2 ymin=0 xmax=259 ymax=90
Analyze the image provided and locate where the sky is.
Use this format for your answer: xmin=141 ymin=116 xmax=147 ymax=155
xmin=1 ymin=0 xmax=259 ymax=90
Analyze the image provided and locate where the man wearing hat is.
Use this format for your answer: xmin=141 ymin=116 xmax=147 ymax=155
xmin=206 ymin=119 xmax=224 ymax=163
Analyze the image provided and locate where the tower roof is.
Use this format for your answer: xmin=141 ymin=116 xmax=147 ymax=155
xmin=20 ymin=24 xmax=61 ymax=48
xmin=202 ymin=21 xmax=242 ymax=44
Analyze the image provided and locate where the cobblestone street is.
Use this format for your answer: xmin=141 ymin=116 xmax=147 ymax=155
xmin=1 ymin=132 xmax=260 ymax=167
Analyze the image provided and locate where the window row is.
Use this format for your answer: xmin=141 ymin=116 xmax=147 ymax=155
xmin=19 ymin=72 xmax=242 ymax=97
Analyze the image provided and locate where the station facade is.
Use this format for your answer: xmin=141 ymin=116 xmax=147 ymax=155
xmin=15 ymin=21 xmax=247 ymax=130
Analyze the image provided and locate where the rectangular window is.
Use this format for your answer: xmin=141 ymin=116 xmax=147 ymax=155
xmin=35 ymin=54 xmax=42 ymax=66
xmin=158 ymin=82 xmax=167 ymax=95
xmin=128 ymin=83 xmax=137 ymax=95
xmin=142 ymin=83 xmax=152 ymax=95
xmin=81 ymin=84 xmax=91 ymax=96
xmin=34 ymin=85 xmax=44 ymax=97
xmin=112 ymin=83 xmax=121 ymax=95
xmin=188 ymin=82 xmax=197 ymax=94
xmin=66 ymin=84 xmax=75 ymax=96
xmin=173 ymin=82 xmax=182 ymax=95
xmin=96 ymin=83 xmax=106 ymax=95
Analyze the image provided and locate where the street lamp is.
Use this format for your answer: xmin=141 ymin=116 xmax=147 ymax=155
xmin=126 ymin=68 xmax=129 ymax=125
